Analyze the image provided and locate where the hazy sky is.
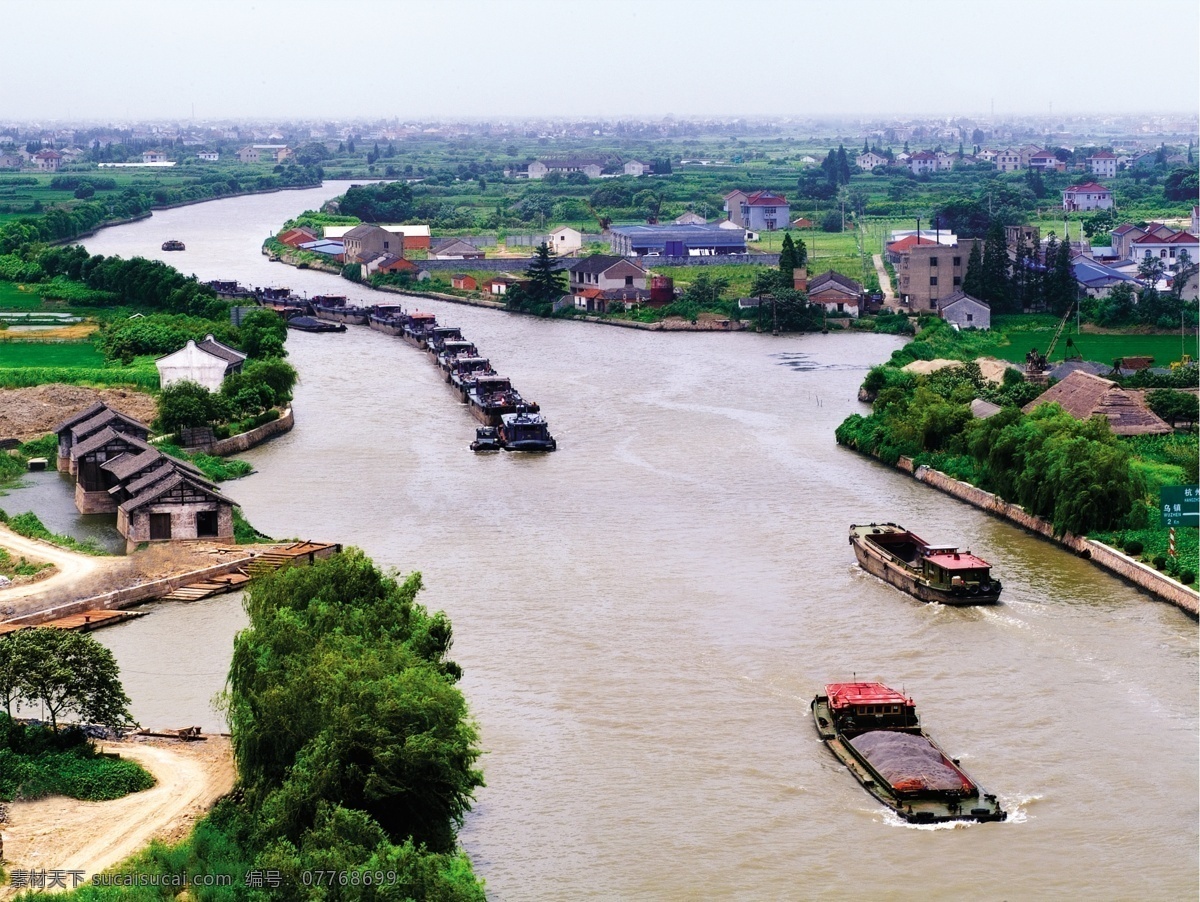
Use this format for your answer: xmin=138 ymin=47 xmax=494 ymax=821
xmin=7 ymin=0 xmax=1198 ymax=122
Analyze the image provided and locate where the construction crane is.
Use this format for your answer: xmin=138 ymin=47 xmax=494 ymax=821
xmin=1025 ymin=303 xmax=1078 ymax=377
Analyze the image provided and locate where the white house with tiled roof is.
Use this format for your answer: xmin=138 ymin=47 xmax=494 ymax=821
xmin=1130 ymin=230 xmax=1199 ymax=272
xmin=1087 ymin=151 xmax=1118 ymax=178
xmin=1062 ymin=182 xmax=1113 ymax=212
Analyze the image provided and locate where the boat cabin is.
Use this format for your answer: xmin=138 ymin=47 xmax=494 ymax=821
xmin=311 ymin=295 xmax=348 ymax=306
xmin=450 ymin=356 xmax=493 ymax=376
xmin=427 ymin=326 xmax=464 ymax=351
xmin=471 ymin=376 xmax=512 ymax=398
xmin=438 ymin=340 xmax=478 ymax=362
xmin=921 ymin=550 xmax=993 ymax=589
xmin=825 ymin=682 xmax=918 ymax=735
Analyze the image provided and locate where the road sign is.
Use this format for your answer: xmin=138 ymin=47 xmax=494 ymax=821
xmin=1160 ymin=485 xmax=1199 ymax=528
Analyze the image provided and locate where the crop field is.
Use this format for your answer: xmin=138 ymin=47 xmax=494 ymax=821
xmin=0 ymin=281 xmax=50 ymax=310
xmin=0 ymin=340 xmax=106 ymax=368
xmin=978 ymin=329 xmax=1197 ymax=366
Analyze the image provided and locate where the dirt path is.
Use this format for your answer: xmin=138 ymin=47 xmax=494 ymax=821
xmin=872 ymin=254 xmax=898 ymax=307
xmin=0 ymin=737 xmax=235 ymax=892
xmin=0 ymin=525 xmax=115 ymax=605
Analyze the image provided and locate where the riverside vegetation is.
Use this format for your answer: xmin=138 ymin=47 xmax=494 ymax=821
xmin=28 ymin=551 xmax=485 ymax=901
xmin=836 ymin=316 xmax=1199 ymax=582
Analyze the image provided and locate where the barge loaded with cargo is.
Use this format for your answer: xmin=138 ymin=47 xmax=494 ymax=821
xmin=811 ymin=682 xmax=1006 ymax=824
xmin=849 ymin=522 xmax=1002 ymax=605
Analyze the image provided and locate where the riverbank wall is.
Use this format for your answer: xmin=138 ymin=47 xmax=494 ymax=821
xmin=890 ymin=454 xmax=1199 ymax=616
xmin=206 ymin=406 xmax=294 ymax=456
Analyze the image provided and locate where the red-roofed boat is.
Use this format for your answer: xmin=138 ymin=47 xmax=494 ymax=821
xmin=811 ymin=681 xmax=1006 ymax=824
xmin=849 ymin=522 xmax=1002 ymax=605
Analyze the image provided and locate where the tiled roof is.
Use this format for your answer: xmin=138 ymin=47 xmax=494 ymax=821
xmin=1022 ymin=370 xmax=1171 ymax=436
xmin=808 ymin=270 xmax=863 ymax=294
xmin=568 ymin=255 xmax=644 ymax=275
xmin=743 ymin=190 xmax=788 ymax=206
xmin=886 ymin=236 xmax=939 ymax=253
xmin=1064 ymin=182 xmax=1109 ymax=194
xmin=70 ymin=426 xmax=152 ymax=461
xmin=53 ymin=401 xmax=109 ymax=436
xmin=120 ymin=470 xmax=235 ymax=514
xmin=937 ymin=291 xmax=989 ymax=311
xmin=196 ymin=335 xmax=247 ymax=366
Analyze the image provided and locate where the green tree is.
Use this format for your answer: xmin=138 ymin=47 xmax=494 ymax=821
xmin=228 ymin=551 xmax=483 ymax=853
xmin=523 ymin=241 xmax=566 ymax=306
xmin=1146 ymin=389 xmax=1199 ymax=427
xmin=9 ymin=629 xmax=134 ymax=731
xmin=779 ymin=233 xmax=799 ymax=275
xmin=156 ymin=380 xmax=229 ymax=433
xmin=237 ymin=308 xmax=288 ymax=359
xmin=962 ymin=240 xmax=984 ymax=298
xmin=979 ymin=224 xmax=1011 ymax=310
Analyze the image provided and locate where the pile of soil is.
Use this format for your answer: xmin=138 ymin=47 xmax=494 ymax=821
xmin=0 ymin=384 xmax=158 ymax=443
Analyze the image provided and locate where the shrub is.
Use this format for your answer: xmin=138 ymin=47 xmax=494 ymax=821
xmin=1124 ymin=539 xmax=1144 ymax=556
xmin=1181 ymin=570 xmax=1196 ymax=585
xmin=1153 ymin=555 xmax=1167 ymax=570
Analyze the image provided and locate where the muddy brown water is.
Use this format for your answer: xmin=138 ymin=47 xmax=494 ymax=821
xmin=82 ymin=184 xmax=1198 ymax=900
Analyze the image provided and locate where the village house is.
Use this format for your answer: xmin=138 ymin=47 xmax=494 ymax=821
xmin=1027 ymin=150 xmax=1063 ymax=172
xmin=1071 ymin=257 xmax=1141 ymax=297
xmin=237 ymin=144 xmax=292 ymax=164
xmin=360 ymin=252 xmax=416 ymax=279
xmin=343 ymin=224 xmax=404 ymax=264
xmin=142 ymin=150 xmax=168 ymax=163
xmin=674 ymin=211 xmax=707 ymax=225
xmin=117 ymin=465 xmax=237 ymax=550
xmin=897 ymin=239 xmax=982 ymax=310
xmin=737 ymin=191 xmax=789 ymax=231
xmin=156 ymin=335 xmax=246 ymax=392
xmin=483 ymin=274 xmax=525 ymax=296
xmin=1062 ymin=182 xmax=1113 ymax=212
xmin=1110 ymin=222 xmax=1175 ymax=259
xmin=197 ymin=150 xmax=219 ymax=162
xmin=1022 ymin=370 xmax=1171 ymax=436
xmin=806 ymin=271 xmax=863 ymax=317
xmin=0 ymin=153 xmax=22 ymax=170
xmin=527 ymin=158 xmax=604 ymax=179
xmin=428 ymin=237 xmax=485 ymax=260
xmin=53 ymin=402 xmax=150 ymax=474
xmin=277 ymin=226 xmax=319 ymax=248
xmin=885 ymin=234 xmax=939 ymax=266
xmin=321 ymin=224 xmax=431 ymax=249
xmin=548 ymin=225 xmax=583 ymax=256
xmin=1087 ymin=151 xmax=1118 ymax=178
xmin=1129 ymin=230 xmax=1199 ymax=272
xmin=451 ymin=274 xmax=478 ymax=291
xmin=69 ymin=427 xmax=159 ymax=514
xmin=297 ymin=239 xmax=345 ymax=262
xmin=608 ymin=223 xmax=748 ymax=257
xmin=855 ymin=151 xmax=887 ymax=171
xmin=31 ymin=149 xmax=61 ymax=171
xmin=722 ymin=190 xmax=749 ymax=226
xmin=791 ymin=216 xmax=815 ymax=230
xmin=938 ymin=291 xmax=991 ymax=329
xmin=624 ymin=160 xmax=649 ymax=176
xmin=994 ymin=149 xmax=1021 ymax=172
xmin=567 ymin=256 xmax=649 ymax=312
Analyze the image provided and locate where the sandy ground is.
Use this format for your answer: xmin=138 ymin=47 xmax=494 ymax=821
xmin=0 ymin=737 xmax=236 ymax=893
xmin=0 ymin=385 xmax=157 ymax=444
xmin=0 ymin=530 xmax=249 ymax=619
xmin=0 ymin=525 xmax=114 ymax=605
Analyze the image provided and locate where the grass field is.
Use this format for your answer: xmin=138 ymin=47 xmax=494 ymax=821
xmin=0 ymin=341 xmax=106 ymax=368
xmin=0 ymin=281 xmax=53 ymax=311
xmin=978 ymin=329 xmax=1196 ymax=366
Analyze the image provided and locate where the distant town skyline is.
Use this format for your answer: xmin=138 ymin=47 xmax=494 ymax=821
xmin=6 ymin=0 xmax=1198 ymax=122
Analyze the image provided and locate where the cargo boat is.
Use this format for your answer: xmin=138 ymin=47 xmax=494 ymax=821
xmin=161 ymin=239 xmax=185 ymax=251
xmin=465 ymin=375 xmax=538 ymax=426
xmin=470 ymin=426 xmax=504 ymax=452
xmin=500 ymin=408 xmax=557 ymax=452
xmin=426 ymin=326 xmax=465 ymax=354
xmin=448 ymin=357 xmax=496 ymax=395
xmin=436 ymin=341 xmax=480 ymax=372
xmin=402 ymin=312 xmax=438 ymax=347
xmin=368 ymin=306 xmax=410 ymax=336
xmin=287 ymin=315 xmax=345 ymax=333
xmin=849 ymin=522 xmax=1002 ymax=605
xmin=811 ymin=682 xmax=1005 ymax=824
xmin=313 ymin=296 xmax=369 ymax=325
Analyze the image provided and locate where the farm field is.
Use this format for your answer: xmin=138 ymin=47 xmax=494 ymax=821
xmin=978 ymin=328 xmax=1197 ymax=367
xmin=0 ymin=340 xmax=106 ymax=368
xmin=0 ymin=281 xmax=52 ymax=310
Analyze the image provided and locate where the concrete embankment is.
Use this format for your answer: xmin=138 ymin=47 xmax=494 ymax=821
xmin=190 ymin=406 xmax=294 ymax=455
xmin=888 ymin=454 xmax=1199 ymax=616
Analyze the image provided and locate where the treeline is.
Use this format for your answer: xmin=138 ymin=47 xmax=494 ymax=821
xmin=0 ymin=165 xmax=321 ymax=254
xmin=835 ymin=317 xmax=1195 ymax=536
xmin=55 ymin=552 xmax=486 ymax=900
xmin=15 ymin=244 xmax=226 ymax=318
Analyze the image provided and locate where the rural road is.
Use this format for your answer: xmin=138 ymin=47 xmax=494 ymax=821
xmin=0 ymin=738 xmax=235 ymax=893
xmin=0 ymin=525 xmax=115 ymax=606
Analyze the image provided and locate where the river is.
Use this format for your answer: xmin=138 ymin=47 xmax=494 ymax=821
xmin=82 ymin=183 xmax=1198 ymax=900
